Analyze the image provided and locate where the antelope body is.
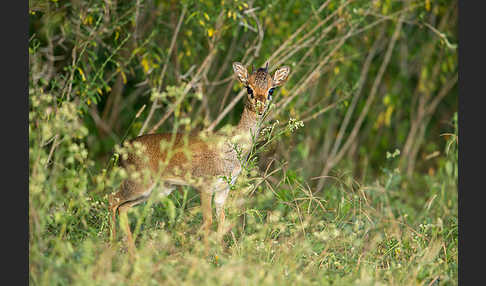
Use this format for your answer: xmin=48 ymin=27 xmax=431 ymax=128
xmin=109 ymin=62 xmax=290 ymax=254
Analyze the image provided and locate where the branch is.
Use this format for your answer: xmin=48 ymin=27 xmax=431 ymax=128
xmin=316 ymin=17 xmax=404 ymax=192
xmin=138 ymin=6 xmax=187 ymax=136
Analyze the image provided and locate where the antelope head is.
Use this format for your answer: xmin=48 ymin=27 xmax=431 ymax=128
xmin=232 ymin=62 xmax=290 ymax=116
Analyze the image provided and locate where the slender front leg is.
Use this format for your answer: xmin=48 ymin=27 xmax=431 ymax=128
xmin=217 ymin=209 xmax=225 ymax=237
xmin=200 ymin=191 xmax=213 ymax=252
xmin=214 ymin=188 xmax=229 ymax=243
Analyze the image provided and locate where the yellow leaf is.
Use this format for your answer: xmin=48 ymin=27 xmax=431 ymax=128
xmin=77 ymin=67 xmax=86 ymax=82
xmin=204 ymin=12 xmax=210 ymax=21
xmin=97 ymin=88 xmax=103 ymax=95
xmin=141 ymin=58 xmax=150 ymax=74
xmin=208 ymin=28 xmax=214 ymax=37
xmin=425 ymin=0 xmax=431 ymax=11
xmin=120 ymin=70 xmax=127 ymax=84
xmin=83 ymin=15 xmax=93 ymax=25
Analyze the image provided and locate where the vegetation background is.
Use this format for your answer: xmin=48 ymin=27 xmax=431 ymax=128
xmin=29 ymin=0 xmax=457 ymax=285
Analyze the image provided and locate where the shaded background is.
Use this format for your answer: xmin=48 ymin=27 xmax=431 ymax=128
xmin=29 ymin=0 xmax=457 ymax=185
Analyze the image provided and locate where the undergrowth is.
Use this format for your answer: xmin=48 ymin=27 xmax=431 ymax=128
xmin=29 ymin=88 xmax=457 ymax=285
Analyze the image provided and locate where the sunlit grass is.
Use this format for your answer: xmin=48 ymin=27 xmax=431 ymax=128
xmin=30 ymin=140 xmax=457 ymax=285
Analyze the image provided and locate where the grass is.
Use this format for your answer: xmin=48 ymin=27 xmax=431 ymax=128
xmin=29 ymin=146 xmax=457 ymax=285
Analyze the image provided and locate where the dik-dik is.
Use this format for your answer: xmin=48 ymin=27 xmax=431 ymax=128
xmin=109 ymin=62 xmax=290 ymax=254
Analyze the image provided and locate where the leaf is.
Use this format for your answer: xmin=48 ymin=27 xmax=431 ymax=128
xmin=77 ymin=67 xmax=86 ymax=82
xmin=207 ymin=28 xmax=214 ymax=37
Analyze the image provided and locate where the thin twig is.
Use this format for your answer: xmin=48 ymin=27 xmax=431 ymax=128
xmin=138 ymin=6 xmax=187 ymax=136
xmin=300 ymin=96 xmax=349 ymax=123
xmin=89 ymin=107 xmax=119 ymax=141
xmin=329 ymin=26 xmax=386 ymax=160
xmin=273 ymin=24 xmax=357 ymax=117
xmin=149 ymin=45 xmax=218 ymax=133
xmin=267 ymin=0 xmax=334 ymax=64
xmin=316 ymin=16 xmax=404 ymax=192
xmin=205 ymin=90 xmax=245 ymax=132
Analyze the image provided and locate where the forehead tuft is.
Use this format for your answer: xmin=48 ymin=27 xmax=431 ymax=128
xmin=250 ymin=68 xmax=270 ymax=89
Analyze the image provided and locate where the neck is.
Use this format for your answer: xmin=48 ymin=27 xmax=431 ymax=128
xmin=232 ymin=102 xmax=260 ymax=152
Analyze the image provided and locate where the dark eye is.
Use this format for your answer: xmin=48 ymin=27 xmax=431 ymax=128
xmin=268 ymin=88 xmax=274 ymax=100
xmin=246 ymin=86 xmax=254 ymax=98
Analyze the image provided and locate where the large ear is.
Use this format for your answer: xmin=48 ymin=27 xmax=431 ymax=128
xmin=272 ymin=66 xmax=290 ymax=87
xmin=232 ymin=62 xmax=249 ymax=85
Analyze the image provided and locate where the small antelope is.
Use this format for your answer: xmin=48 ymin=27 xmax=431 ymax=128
xmin=109 ymin=62 xmax=290 ymax=254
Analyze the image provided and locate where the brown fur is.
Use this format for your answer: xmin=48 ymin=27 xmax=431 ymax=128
xmin=109 ymin=62 xmax=290 ymax=255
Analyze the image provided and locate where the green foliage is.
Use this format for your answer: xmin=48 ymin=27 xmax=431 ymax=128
xmin=29 ymin=0 xmax=457 ymax=285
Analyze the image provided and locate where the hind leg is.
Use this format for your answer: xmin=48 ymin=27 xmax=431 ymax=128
xmin=108 ymin=179 xmax=155 ymax=245
xmin=108 ymin=192 xmax=123 ymax=242
xmin=118 ymin=182 xmax=175 ymax=256
xmin=117 ymin=195 xmax=150 ymax=256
